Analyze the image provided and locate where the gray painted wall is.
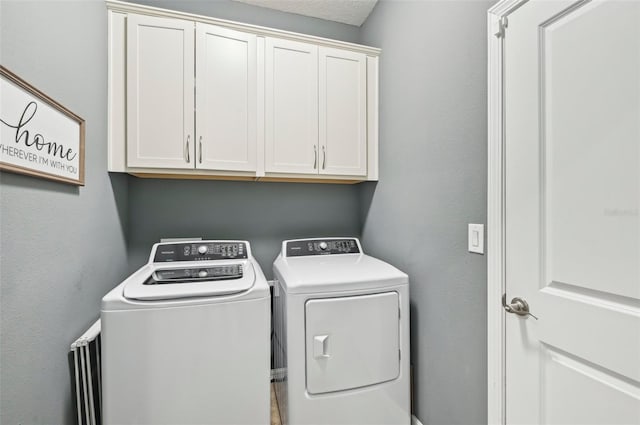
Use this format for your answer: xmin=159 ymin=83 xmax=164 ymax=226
xmin=127 ymin=179 xmax=361 ymax=278
xmin=359 ymin=1 xmax=491 ymax=424
xmin=129 ymin=0 xmax=360 ymax=43
xmin=0 ymin=1 xmax=129 ymax=424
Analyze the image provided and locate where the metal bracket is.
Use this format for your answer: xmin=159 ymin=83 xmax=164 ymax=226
xmin=495 ymin=16 xmax=508 ymax=38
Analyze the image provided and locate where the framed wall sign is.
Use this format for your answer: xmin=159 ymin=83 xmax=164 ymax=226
xmin=0 ymin=66 xmax=85 ymax=186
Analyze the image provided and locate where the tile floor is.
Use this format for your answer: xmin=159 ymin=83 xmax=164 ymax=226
xmin=271 ymin=383 xmax=282 ymax=425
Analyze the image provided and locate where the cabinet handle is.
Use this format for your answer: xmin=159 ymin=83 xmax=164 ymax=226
xmin=322 ymin=146 xmax=326 ymax=169
xmin=185 ymin=135 xmax=190 ymax=163
xmin=313 ymin=145 xmax=317 ymax=169
xmin=199 ymin=136 xmax=203 ymax=164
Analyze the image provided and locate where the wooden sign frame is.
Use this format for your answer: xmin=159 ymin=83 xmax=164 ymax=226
xmin=0 ymin=66 xmax=85 ymax=186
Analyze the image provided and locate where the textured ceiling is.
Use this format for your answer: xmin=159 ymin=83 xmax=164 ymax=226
xmin=231 ymin=0 xmax=378 ymax=26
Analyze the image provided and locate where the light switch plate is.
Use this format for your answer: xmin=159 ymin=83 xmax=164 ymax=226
xmin=468 ymin=224 xmax=484 ymax=254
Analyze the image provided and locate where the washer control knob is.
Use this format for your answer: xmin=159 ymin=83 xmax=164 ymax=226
xmin=197 ymin=245 xmax=208 ymax=255
xmin=319 ymin=241 xmax=328 ymax=250
xmin=198 ymin=270 xmax=208 ymax=278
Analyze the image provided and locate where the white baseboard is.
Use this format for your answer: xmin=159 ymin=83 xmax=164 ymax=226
xmin=412 ymin=414 xmax=424 ymax=425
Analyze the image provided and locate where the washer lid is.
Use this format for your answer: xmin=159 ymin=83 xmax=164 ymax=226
xmin=123 ymin=260 xmax=255 ymax=301
xmin=275 ymin=254 xmax=408 ymax=294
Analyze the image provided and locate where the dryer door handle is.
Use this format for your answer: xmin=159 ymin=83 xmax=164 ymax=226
xmin=313 ymin=335 xmax=330 ymax=359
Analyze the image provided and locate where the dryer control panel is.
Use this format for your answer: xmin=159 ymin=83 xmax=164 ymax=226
xmin=153 ymin=241 xmax=248 ymax=262
xmin=285 ymin=238 xmax=360 ymax=257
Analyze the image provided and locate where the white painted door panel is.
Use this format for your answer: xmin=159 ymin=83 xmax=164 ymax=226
xmin=305 ymin=292 xmax=400 ymax=395
xmin=127 ymin=15 xmax=194 ymax=169
xmin=195 ymin=24 xmax=257 ymax=171
xmin=504 ymin=1 xmax=640 ymax=424
xmin=319 ymin=47 xmax=367 ymax=176
xmin=265 ymin=38 xmax=318 ymax=174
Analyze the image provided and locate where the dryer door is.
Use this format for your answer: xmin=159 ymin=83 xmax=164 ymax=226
xmin=305 ymin=291 xmax=400 ymax=394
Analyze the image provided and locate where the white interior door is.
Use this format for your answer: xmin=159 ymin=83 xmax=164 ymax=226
xmin=319 ymin=47 xmax=367 ymax=176
xmin=127 ymin=14 xmax=194 ymax=169
xmin=504 ymin=1 xmax=640 ymax=423
xmin=195 ymin=23 xmax=257 ymax=172
xmin=265 ymin=38 xmax=318 ymax=174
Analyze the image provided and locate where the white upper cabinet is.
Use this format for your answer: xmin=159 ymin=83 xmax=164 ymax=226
xmin=265 ymin=38 xmax=319 ymax=174
xmin=196 ymin=23 xmax=257 ymax=172
xmin=108 ymin=1 xmax=379 ymax=182
xmin=319 ymin=47 xmax=367 ymax=176
xmin=126 ymin=14 xmax=194 ymax=169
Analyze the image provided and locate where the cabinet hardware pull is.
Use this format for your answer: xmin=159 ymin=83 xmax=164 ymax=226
xmin=199 ymin=136 xmax=202 ymax=164
xmin=322 ymin=146 xmax=326 ymax=169
xmin=185 ymin=135 xmax=190 ymax=163
xmin=313 ymin=145 xmax=317 ymax=169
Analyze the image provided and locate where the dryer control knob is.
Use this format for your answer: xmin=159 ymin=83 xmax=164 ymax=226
xmin=198 ymin=245 xmax=208 ymax=255
xmin=198 ymin=270 xmax=208 ymax=278
xmin=319 ymin=241 xmax=328 ymax=250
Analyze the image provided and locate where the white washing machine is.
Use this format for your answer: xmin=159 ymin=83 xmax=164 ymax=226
xmin=273 ymin=238 xmax=410 ymax=425
xmin=101 ymin=240 xmax=270 ymax=425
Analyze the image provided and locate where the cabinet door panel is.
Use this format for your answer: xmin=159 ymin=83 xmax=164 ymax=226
xmin=127 ymin=15 xmax=194 ymax=169
xmin=265 ymin=38 xmax=318 ymax=174
xmin=196 ymin=24 xmax=257 ymax=171
xmin=319 ymin=47 xmax=367 ymax=176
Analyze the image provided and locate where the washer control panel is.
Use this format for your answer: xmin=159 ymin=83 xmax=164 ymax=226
xmin=285 ymin=238 xmax=360 ymax=257
xmin=145 ymin=265 xmax=243 ymax=284
xmin=153 ymin=241 xmax=247 ymax=262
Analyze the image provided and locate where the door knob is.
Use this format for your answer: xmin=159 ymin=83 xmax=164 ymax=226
xmin=502 ymin=293 xmax=538 ymax=320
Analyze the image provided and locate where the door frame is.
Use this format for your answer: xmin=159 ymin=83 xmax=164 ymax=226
xmin=486 ymin=1 xmax=529 ymax=424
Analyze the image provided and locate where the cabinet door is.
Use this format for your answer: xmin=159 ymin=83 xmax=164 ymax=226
xmin=195 ymin=24 xmax=257 ymax=171
xmin=127 ymin=14 xmax=194 ymax=169
xmin=265 ymin=38 xmax=318 ymax=174
xmin=319 ymin=47 xmax=367 ymax=176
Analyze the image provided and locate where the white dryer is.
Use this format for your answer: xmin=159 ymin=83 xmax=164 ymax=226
xmin=273 ymin=238 xmax=410 ymax=425
xmin=102 ymin=240 xmax=270 ymax=425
